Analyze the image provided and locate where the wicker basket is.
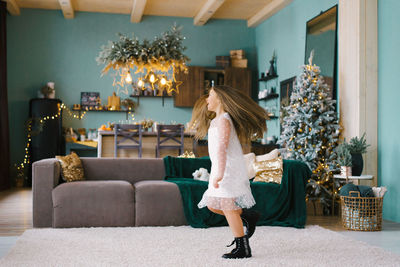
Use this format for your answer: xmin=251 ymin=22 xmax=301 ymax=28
xmin=340 ymin=191 xmax=383 ymax=231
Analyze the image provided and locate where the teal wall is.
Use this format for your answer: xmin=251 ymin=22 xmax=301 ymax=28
xmin=378 ymin=0 xmax=400 ymax=222
xmin=7 ymin=9 xmax=255 ymax=165
xmin=255 ymin=0 xmax=337 ymax=139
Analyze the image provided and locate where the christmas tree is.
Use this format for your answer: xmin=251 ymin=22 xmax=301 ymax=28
xmin=278 ymin=51 xmax=341 ymax=214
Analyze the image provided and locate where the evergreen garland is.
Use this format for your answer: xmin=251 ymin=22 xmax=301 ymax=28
xmin=96 ymin=24 xmax=190 ymax=73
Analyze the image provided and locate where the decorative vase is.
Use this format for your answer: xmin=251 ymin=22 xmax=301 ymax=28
xmin=351 ymin=153 xmax=363 ymax=176
xmin=268 ymin=59 xmax=276 ymax=77
xmin=340 ymin=166 xmax=352 ymax=177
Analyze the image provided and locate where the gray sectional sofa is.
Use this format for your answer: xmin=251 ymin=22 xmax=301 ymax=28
xmin=32 ymin=158 xmax=187 ymax=228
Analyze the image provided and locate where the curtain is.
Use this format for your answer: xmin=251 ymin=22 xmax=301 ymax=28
xmin=0 ymin=2 xmax=11 ymax=190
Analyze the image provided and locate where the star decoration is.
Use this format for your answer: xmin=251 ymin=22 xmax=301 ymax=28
xmin=168 ymin=79 xmax=183 ymax=94
xmin=159 ymin=79 xmax=172 ymax=96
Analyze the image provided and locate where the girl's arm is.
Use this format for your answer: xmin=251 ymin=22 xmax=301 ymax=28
xmin=213 ymin=116 xmax=231 ymax=188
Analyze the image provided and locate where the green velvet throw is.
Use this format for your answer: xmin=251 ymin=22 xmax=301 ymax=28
xmin=163 ymin=156 xmax=311 ymax=229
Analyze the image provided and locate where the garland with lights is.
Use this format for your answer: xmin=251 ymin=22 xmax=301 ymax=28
xmin=96 ymin=24 xmax=190 ymax=95
xmin=14 ymin=102 xmax=135 ymax=184
xmin=278 ymin=51 xmax=341 ymax=215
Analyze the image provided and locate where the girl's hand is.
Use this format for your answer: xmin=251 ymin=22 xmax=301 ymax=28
xmin=213 ymin=177 xmax=222 ymax=188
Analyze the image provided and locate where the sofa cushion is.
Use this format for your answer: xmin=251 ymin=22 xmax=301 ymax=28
xmin=253 ymin=156 xmax=283 ymax=184
xmin=81 ymin=158 xmax=165 ymax=184
xmin=256 ymin=148 xmax=279 ymax=162
xmin=55 ymin=152 xmax=85 ymax=182
xmin=134 ymin=180 xmax=187 ymax=226
xmin=52 ymin=180 xmax=134 ymax=228
xmin=244 ymin=153 xmax=256 ymax=179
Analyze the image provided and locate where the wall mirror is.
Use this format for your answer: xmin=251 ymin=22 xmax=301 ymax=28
xmin=305 ymin=5 xmax=338 ymax=101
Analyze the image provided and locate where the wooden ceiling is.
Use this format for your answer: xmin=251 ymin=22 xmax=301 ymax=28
xmin=4 ymin=0 xmax=293 ymax=27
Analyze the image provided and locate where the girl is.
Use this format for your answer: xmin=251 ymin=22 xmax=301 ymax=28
xmin=190 ymin=85 xmax=268 ymax=259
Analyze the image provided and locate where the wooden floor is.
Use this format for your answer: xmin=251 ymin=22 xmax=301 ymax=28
xmin=0 ymin=188 xmax=32 ymax=236
xmin=0 ymin=188 xmax=345 ymax=236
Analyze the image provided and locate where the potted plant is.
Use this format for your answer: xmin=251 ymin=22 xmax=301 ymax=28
xmin=336 ymin=141 xmax=353 ymax=177
xmin=348 ymin=133 xmax=370 ymax=176
xmin=140 ymin=119 xmax=154 ymax=131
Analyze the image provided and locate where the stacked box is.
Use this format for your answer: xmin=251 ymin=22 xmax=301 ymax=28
xmin=230 ymin=49 xmax=245 ymax=59
xmin=216 ymin=56 xmax=231 ymax=68
xmin=231 ymin=58 xmax=248 ymax=68
xmin=230 ymin=49 xmax=247 ymax=68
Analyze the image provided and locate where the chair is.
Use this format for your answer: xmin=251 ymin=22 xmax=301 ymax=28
xmin=114 ymin=124 xmax=142 ymax=158
xmin=156 ymin=124 xmax=184 ymax=158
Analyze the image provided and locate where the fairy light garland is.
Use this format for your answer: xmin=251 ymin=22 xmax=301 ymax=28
xmin=15 ymin=102 xmax=135 ymax=175
xmin=61 ymin=103 xmax=86 ymax=120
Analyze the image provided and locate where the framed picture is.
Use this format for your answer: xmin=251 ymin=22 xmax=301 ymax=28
xmin=280 ymin=76 xmax=296 ymax=131
xmin=81 ymin=92 xmax=100 ymax=109
xmin=280 ymin=76 xmax=296 ymax=107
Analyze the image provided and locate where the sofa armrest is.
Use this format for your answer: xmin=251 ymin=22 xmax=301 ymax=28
xmin=32 ymin=158 xmax=61 ymax=227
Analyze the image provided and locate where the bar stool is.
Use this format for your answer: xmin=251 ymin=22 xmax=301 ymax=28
xmin=114 ymin=124 xmax=142 ymax=158
xmin=156 ymin=124 xmax=184 ymax=158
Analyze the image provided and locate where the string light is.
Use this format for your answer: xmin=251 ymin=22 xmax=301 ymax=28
xmin=125 ymin=71 xmax=133 ymax=84
xmin=15 ymin=101 xmax=134 ymax=177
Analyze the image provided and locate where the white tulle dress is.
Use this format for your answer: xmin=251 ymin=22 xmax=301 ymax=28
xmin=197 ymin=113 xmax=256 ymax=210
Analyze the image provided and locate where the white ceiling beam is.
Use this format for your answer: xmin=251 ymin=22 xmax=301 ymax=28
xmin=131 ymin=0 xmax=147 ymax=23
xmin=58 ymin=0 xmax=74 ymax=19
xmin=194 ymin=0 xmax=226 ymax=26
xmin=5 ymin=0 xmax=20 ymax=16
xmin=247 ymin=0 xmax=293 ymax=28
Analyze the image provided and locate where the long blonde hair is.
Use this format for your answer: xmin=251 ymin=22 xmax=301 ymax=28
xmin=189 ymin=85 xmax=268 ymax=141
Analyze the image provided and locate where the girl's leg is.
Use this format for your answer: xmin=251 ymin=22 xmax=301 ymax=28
xmin=207 ymin=206 xmax=224 ymax=215
xmin=221 ymin=208 xmax=251 ymax=259
xmin=223 ymin=209 xmax=244 ymax=237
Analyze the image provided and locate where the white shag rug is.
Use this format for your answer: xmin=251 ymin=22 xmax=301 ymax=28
xmin=1 ymin=225 xmax=400 ymax=267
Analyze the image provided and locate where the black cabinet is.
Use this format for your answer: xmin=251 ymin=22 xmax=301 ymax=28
xmin=28 ymin=98 xmax=63 ymax=185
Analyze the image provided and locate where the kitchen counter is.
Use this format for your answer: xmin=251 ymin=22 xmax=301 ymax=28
xmin=97 ymin=130 xmax=196 ymax=158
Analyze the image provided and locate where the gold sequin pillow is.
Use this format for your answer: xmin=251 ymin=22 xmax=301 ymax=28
xmin=56 ymin=152 xmax=85 ymax=182
xmin=253 ymin=156 xmax=283 ymax=184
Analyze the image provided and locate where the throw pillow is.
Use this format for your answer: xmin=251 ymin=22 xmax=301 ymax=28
xmin=253 ymin=156 xmax=283 ymax=184
xmin=243 ymin=153 xmax=256 ymax=179
xmin=255 ymin=148 xmax=279 ymax=162
xmin=56 ymin=152 xmax=85 ymax=182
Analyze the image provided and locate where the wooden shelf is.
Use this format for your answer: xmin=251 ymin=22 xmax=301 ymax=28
xmin=71 ymin=108 xmax=133 ymax=120
xmin=72 ymin=109 xmax=130 ymax=112
xmin=258 ymin=93 xmax=279 ymax=101
xmin=258 ymin=74 xmax=278 ymax=82
xmin=129 ymin=94 xmax=172 ymax=106
xmin=129 ymin=94 xmax=172 ymax=98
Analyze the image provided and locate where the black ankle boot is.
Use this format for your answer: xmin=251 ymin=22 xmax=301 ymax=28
xmin=241 ymin=209 xmax=260 ymax=239
xmin=222 ymin=235 xmax=252 ymax=259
